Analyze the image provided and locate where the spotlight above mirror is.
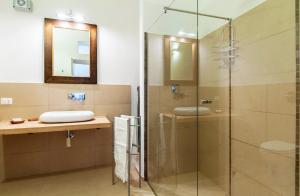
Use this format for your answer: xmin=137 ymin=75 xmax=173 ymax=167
xmin=56 ymin=10 xmax=84 ymax=22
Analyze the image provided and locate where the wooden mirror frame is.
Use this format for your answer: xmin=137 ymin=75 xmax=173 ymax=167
xmin=164 ymin=35 xmax=197 ymax=85
xmin=44 ymin=18 xmax=97 ymax=84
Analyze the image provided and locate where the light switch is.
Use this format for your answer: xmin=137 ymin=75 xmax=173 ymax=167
xmin=0 ymin=98 xmax=13 ymax=105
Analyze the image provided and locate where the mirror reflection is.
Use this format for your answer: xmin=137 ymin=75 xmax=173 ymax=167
xmin=170 ymin=41 xmax=194 ymax=81
xmin=52 ymin=27 xmax=90 ymax=77
xmin=164 ymin=36 xmax=197 ymax=85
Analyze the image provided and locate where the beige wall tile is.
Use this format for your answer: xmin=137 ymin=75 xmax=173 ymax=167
xmin=231 ymin=72 xmax=296 ymax=86
xmin=48 ymin=84 xmax=94 ymax=106
xmin=94 ymin=128 xmax=112 ymax=146
xmin=159 ymin=86 xmax=173 ymax=109
xmin=0 ymin=83 xmax=48 ymax=106
xmin=5 ymin=152 xmax=49 ymax=179
xmin=148 ymin=104 xmax=160 ymax=129
xmin=0 ymin=106 xmax=49 ymax=121
xmin=94 ymin=104 xmax=131 ymax=121
xmin=177 ymin=122 xmax=197 ymax=172
xmin=47 ymin=147 xmax=95 ymax=173
xmin=232 ymin=171 xmax=281 ymax=196
xmin=199 ymin=87 xmax=229 ymax=110
xmin=48 ymin=105 xmax=94 ymax=112
xmin=198 ymin=117 xmax=227 ymax=184
xmin=232 ymin=140 xmax=295 ymax=195
xmin=94 ymin=145 xmax=112 ymax=166
xmin=267 ymin=83 xmax=296 ymax=115
xmin=3 ymin=133 xmax=49 ymax=154
xmin=232 ymin=85 xmax=267 ymax=112
xmin=233 ymin=0 xmax=295 ymax=45
xmin=199 ymin=26 xmax=230 ymax=86
xmin=232 ymin=109 xmax=267 ymax=147
xmin=232 ymin=29 xmax=295 ymax=78
xmin=266 ymin=113 xmax=295 ymax=144
xmin=47 ymin=130 xmax=96 ymax=150
xmin=266 ymin=113 xmax=295 ymax=158
xmin=148 ymin=86 xmax=160 ymax=105
xmin=93 ymin=85 xmax=131 ymax=105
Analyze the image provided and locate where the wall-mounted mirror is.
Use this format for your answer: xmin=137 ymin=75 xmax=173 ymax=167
xmin=44 ymin=18 xmax=97 ymax=84
xmin=164 ymin=35 xmax=197 ymax=85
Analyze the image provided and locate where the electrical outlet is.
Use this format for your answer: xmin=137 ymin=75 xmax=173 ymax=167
xmin=0 ymin=98 xmax=13 ymax=105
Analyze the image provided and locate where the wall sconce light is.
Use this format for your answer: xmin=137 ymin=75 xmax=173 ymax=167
xmin=56 ymin=10 xmax=84 ymax=22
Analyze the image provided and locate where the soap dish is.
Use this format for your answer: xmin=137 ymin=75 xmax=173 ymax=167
xmin=10 ymin=118 xmax=25 ymax=124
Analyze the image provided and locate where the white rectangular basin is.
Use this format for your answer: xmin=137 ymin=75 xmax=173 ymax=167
xmin=39 ymin=111 xmax=95 ymax=123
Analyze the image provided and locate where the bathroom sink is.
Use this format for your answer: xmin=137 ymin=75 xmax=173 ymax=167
xmin=39 ymin=111 xmax=95 ymax=123
xmin=174 ymin=107 xmax=211 ymax=116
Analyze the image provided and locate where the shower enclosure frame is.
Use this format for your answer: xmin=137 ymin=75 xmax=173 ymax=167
xmin=295 ymin=0 xmax=300 ymax=195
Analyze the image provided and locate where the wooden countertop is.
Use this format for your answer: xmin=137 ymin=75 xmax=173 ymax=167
xmin=0 ymin=116 xmax=111 ymax=135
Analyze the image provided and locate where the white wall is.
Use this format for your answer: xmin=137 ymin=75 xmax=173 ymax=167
xmin=0 ymin=0 xmax=140 ymax=114
xmin=147 ymin=34 xmax=164 ymax=85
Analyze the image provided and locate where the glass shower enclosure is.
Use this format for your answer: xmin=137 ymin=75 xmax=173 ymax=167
xmin=145 ymin=1 xmax=231 ymax=195
xmin=144 ymin=0 xmax=298 ymax=196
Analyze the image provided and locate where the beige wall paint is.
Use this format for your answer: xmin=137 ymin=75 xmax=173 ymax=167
xmin=0 ymin=83 xmax=131 ymax=180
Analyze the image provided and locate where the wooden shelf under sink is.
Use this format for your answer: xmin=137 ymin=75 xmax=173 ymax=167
xmin=0 ymin=116 xmax=111 ymax=135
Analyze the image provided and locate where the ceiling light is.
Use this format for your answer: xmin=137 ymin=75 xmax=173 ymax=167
xmin=73 ymin=15 xmax=84 ymax=22
xmin=57 ymin=12 xmax=69 ymax=20
xmin=177 ymin=31 xmax=197 ymax=38
xmin=188 ymin=33 xmax=197 ymax=37
xmin=178 ymin=31 xmax=185 ymax=35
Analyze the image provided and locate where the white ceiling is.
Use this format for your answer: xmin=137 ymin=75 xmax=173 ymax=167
xmin=144 ymin=0 xmax=266 ymax=38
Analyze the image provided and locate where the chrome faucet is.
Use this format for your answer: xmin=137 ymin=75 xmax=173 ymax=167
xmin=68 ymin=92 xmax=86 ymax=102
xmin=201 ymin=99 xmax=213 ymax=104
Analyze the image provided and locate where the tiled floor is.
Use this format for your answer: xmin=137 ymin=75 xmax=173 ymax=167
xmin=150 ymin=172 xmax=226 ymax=196
xmin=0 ymin=167 xmax=154 ymax=196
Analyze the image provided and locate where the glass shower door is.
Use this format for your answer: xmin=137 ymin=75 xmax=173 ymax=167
xmin=146 ymin=1 xmax=198 ymax=195
xmin=197 ymin=14 xmax=231 ymax=196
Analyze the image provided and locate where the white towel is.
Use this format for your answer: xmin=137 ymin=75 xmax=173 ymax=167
xmin=158 ymin=114 xmax=177 ymax=173
xmin=114 ymin=117 xmax=131 ymax=183
xmin=120 ymin=115 xmax=140 ymax=174
xmin=171 ymin=114 xmax=177 ymax=173
xmin=121 ymin=115 xmax=138 ymax=154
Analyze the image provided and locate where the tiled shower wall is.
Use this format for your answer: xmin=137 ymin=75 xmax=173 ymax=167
xmin=230 ymin=0 xmax=296 ymax=195
xmin=198 ymin=0 xmax=296 ymax=194
xmin=0 ymin=83 xmax=131 ymax=180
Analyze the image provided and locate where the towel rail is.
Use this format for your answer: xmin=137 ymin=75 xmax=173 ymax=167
xmin=112 ymin=116 xmax=142 ymax=196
